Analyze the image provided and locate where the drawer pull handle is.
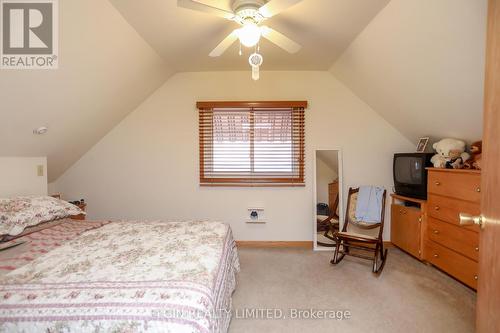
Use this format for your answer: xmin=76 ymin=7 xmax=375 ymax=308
xmin=435 ymin=181 xmax=441 ymax=186
xmin=433 ymin=254 xmax=439 ymax=258
xmin=476 ymin=187 xmax=481 ymax=193
xmin=474 ymin=275 xmax=478 ymax=280
xmin=434 ymin=206 xmax=440 ymax=211
xmin=433 ymin=230 xmax=439 ymax=234
xmin=475 ymin=247 xmax=479 ymax=252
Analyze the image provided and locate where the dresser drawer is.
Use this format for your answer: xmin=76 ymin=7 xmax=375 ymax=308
xmin=428 ymin=170 xmax=481 ymax=202
xmin=425 ymin=240 xmax=478 ymax=289
xmin=427 ymin=217 xmax=479 ymax=261
xmin=428 ymin=194 xmax=480 ymax=232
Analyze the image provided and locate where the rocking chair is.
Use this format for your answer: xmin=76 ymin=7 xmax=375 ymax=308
xmin=330 ymin=187 xmax=388 ymax=274
xmin=316 ymin=194 xmax=340 ymax=247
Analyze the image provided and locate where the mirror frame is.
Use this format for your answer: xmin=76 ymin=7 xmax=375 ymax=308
xmin=312 ymin=148 xmax=344 ymax=251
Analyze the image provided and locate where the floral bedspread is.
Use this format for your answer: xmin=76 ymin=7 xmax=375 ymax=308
xmin=0 ymin=196 xmax=83 ymax=236
xmin=0 ymin=219 xmax=110 ymax=273
xmin=0 ymin=220 xmax=240 ymax=333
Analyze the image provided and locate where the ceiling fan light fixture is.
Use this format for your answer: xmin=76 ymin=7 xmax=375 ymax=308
xmin=181 ymin=0 xmax=303 ymax=57
xmin=238 ymin=21 xmax=261 ymax=47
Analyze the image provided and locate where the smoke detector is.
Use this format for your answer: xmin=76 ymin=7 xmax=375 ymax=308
xmin=33 ymin=126 xmax=48 ymax=135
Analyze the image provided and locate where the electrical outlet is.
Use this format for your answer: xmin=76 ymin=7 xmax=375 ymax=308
xmin=37 ymin=165 xmax=44 ymax=177
xmin=246 ymin=207 xmax=266 ymax=223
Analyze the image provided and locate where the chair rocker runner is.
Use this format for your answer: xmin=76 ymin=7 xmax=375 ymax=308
xmin=330 ymin=187 xmax=388 ymax=274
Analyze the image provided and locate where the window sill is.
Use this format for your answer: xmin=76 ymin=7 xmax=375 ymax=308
xmin=200 ymin=183 xmax=305 ymax=187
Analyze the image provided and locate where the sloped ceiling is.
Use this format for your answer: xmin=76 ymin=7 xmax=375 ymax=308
xmin=317 ymin=150 xmax=339 ymax=172
xmin=330 ymin=0 xmax=487 ymax=144
xmin=109 ymin=0 xmax=390 ymax=71
xmin=0 ymin=0 xmax=172 ymax=181
xmin=1 ymin=0 xmax=489 ymax=184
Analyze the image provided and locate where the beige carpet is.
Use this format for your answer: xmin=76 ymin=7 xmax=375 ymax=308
xmin=229 ymin=247 xmax=476 ymax=333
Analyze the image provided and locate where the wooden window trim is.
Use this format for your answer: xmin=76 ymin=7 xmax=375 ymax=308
xmin=197 ymin=101 xmax=308 ymax=109
xmin=198 ymin=101 xmax=306 ymax=187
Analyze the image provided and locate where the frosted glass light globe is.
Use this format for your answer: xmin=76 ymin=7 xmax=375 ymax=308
xmin=238 ymin=22 xmax=261 ymax=47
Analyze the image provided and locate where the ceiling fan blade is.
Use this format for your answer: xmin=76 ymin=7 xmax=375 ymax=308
xmin=261 ymin=26 xmax=301 ymax=54
xmin=209 ymin=30 xmax=239 ymax=57
xmin=177 ymin=0 xmax=235 ymax=19
xmin=258 ymin=0 xmax=303 ymax=18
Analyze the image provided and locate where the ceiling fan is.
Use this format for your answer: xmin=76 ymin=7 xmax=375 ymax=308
xmin=177 ymin=0 xmax=303 ymax=57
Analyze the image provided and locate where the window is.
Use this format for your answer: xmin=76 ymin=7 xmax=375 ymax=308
xmin=198 ymin=101 xmax=306 ymax=186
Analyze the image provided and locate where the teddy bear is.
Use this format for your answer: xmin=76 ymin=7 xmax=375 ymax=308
xmin=430 ymin=138 xmax=471 ymax=169
xmin=463 ymin=141 xmax=482 ymax=170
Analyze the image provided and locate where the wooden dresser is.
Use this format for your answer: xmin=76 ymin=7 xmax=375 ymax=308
xmin=391 ymin=194 xmax=426 ymax=260
xmin=328 ymin=180 xmax=339 ymax=211
xmin=425 ymin=168 xmax=481 ymax=289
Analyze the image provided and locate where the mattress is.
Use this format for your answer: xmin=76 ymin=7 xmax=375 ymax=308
xmin=0 ymin=220 xmax=240 ymax=333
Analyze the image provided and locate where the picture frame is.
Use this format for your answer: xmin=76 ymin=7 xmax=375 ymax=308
xmin=416 ymin=137 xmax=430 ymax=153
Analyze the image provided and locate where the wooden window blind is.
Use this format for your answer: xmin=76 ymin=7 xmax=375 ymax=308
xmin=198 ymin=101 xmax=306 ymax=187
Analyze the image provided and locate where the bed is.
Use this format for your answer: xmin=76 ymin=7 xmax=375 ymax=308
xmin=0 ymin=200 xmax=240 ymax=332
xmin=0 ymin=218 xmax=110 ymax=273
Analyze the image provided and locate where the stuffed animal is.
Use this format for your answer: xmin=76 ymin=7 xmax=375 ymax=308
xmin=463 ymin=141 xmax=482 ymax=170
xmin=431 ymin=138 xmax=471 ymax=169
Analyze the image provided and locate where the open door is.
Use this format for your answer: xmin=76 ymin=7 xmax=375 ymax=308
xmin=474 ymin=0 xmax=500 ymax=331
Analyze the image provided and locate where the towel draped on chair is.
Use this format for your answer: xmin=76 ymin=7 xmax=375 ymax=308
xmin=354 ymin=186 xmax=385 ymax=223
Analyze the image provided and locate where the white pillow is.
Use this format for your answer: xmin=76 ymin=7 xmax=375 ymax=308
xmin=0 ymin=196 xmax=84 ymax=236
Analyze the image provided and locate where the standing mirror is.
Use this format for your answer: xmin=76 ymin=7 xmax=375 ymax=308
xmin=314 ymin=149 xmax=343 ymax=251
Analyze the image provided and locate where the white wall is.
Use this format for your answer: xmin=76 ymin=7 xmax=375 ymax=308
xmin=316 ymin=156 xmax=337 ymax=205
xmin=0 ymin=0 xmax=172 ymax=182
xmin=51 ymin=71 xmax=413 ymax=240
xmin=0 ymin=157 xmax=48 ymax=197
xmin=330 ymin=0 xmax=487 ymax=144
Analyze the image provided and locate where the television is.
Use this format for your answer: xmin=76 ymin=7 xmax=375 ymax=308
xmin=393 ymin=153 xmax=434 ymax=200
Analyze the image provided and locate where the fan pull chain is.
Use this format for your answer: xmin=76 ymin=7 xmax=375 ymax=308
xmin=239 ymin=43 xmax=242 ymax=56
